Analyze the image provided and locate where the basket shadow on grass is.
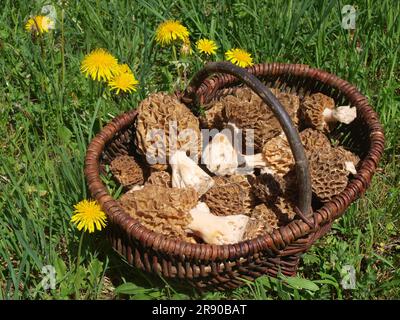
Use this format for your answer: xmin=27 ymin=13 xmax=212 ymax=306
xmin=88 ymin=232 xmax=202 ymax=299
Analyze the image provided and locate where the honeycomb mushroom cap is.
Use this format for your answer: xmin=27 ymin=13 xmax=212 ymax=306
xmin=300 ymin=93 xmax=335 ymax=132
xmin=269 ymin=88 xmax=300 ymax=126
xmin=119 ymin=185 xmax=198 ymax=242
xmin=145 ymin=171 xmax=172 ymax=187
xmin=199 ymin=101 xmax=225 ymax=129
xmin=272 ymin=195 xmax=297 ymax=222
xmin=335 ymin=146 xmax=360 ymax=167
xmin=202 ymin=175 xmax=255 ymax=216
xmin=299 ymin=128 xmax=331 ymax=154
xmin=308 ymin=149 xmax=349 ymax=202
xmin=109 ymin=155 xmax=145 ymax=188
xmin=261 ymin=134 xmax=295 ymax=176
xmin=248 ymin=173 xmax=284 ymax=203
xmin=222 ymin=88 xmax=299 ymax=152
xmin=243 ymin=204 xmax=279 ymax=240
xmin=135 ymin=92 xmax=201 ymax=167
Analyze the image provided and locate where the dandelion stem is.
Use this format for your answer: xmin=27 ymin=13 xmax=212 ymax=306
xmin=76 ymin=231 xmax=85 ymax=270
xmin=172 ymin=44 xmax=182 ymax=90
xmin=74 ymin=231 xmax=85 ymax=298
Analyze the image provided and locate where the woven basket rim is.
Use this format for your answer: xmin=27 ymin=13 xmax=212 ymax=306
xmin=84 ymin=62 xmax=385 ymax=262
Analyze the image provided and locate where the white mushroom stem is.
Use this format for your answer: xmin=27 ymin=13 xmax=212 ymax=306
xmin=345 ymin=161 xmax=357 ymax=175
xmin=202 ymin=132 xmax=238 ymax=176
xmin=187 ymin=202 xmax=249 ymax=245
xmin=170 ymin=150 xmax=214 ymax=196
xmin=323 ymin=106 xmax=357 ymax=124
xmin=242 ymin=153 xmax=267 ymax=168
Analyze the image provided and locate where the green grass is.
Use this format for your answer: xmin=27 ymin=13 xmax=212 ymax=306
xmin=0 ymin=0 xmax=399 ymax=300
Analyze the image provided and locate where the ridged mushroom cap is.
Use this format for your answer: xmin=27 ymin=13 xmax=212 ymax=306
xmin=145 ymin=170 xmax=172 ymax=187
xmin=248 ymin=173 xmax=284 ymax=203
xmin=261 ymin=134 xmax=295 ymax=176
xmin=110 ymin=155 xmax=145 ymax=188
xmin=299 ymin=128 xmax=331 ymax=154
xmin=221 ymin=87 xmax=299 ymax=152
xmin=308 ymin=149 xmax=349 ymax=202
xmin=269 ymin=88 xmax=300 ymax=126
xmin=199 ymin=101 xmax=225 ymax=129
xmin=300 ymin=93 xmax=335 ymax=132
xmin=119 ymin=185 xmax=198 ymax=242
xmin=135 ymin=92 xmax=201 ymax=168
xmin=201 ymin=175 xmax=255 ymax=216
xmin=243 ymin=204 xmax=279 ymax=240
xmin=268 ymin=170 xmax=298 ymax=222
xmin=335 ymin=146 xmax=360 ymax=167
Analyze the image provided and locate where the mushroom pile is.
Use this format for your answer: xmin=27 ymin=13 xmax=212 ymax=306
xmin=109 ymin=88 xmax=359 ymax=245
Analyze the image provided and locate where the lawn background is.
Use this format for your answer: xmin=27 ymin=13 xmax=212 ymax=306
xmin=0 ymin=0 xmax=399 ymax=299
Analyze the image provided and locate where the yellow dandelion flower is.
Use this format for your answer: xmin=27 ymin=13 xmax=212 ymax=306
xmin=196 ymin=39 xmax=218 ymax=55
xmin=225 ymin=48 xmax=254 ymax=68
xmin=114 ymin=63 xmax=131 ymax=75
xmin=155 ymin=20 xmax=189 ymax=46
xmin=25 ymin=15 xmax=54 ymax=35
xmin=71 ymin=200 xmax=107 ymax=233
xmin=108 ymin=66 xmax=139 ymax=94
xmin=80 ymin=48 xmax=119 ymax=81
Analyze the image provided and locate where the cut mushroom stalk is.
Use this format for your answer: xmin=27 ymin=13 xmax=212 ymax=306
xmin=323 ymin=105 xmax=357 ymax=125
xmin=187 ymin=202 xmax=249 ymax=245
xmin=345 ymin=161 xmax=357 ymax=175
xmin=301 ymin=93 xmax=358 ymax=132
xmin=241 ymin=153 xmax=268 ymax=170
xmin=170 ymin=150 xmax=214 ymax=196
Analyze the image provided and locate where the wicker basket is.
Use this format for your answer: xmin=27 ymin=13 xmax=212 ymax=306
xmin=84 ymin=62 xmax=384 ymax=291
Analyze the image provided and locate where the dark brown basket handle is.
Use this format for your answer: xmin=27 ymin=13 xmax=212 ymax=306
xmin=184 ymin=61 xmax=313 ymax=218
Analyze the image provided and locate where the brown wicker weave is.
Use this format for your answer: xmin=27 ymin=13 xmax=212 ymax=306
xmin=84 ymin=62 xmax=384 ymax=291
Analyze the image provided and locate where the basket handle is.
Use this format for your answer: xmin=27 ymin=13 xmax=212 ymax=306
xmin=184 ymin=61 xmax=313 ymax=218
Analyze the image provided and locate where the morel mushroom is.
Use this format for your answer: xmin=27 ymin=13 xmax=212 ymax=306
xmin=243 ymin=204 xmax=279 ymax=240
xmin=202 ymin=175 xmax=255 ymax=216
xmin=187 ymin=202 xmax=249 ymax=245
xmin=242 ymin=134 xmax=294 ymax=176
xmin=299 ymin=128 xmax=331 ymax=154
xmin=261 ymin=134 xmax=295 ymax=176
xmin=145 ymin=171 xmax=172 ymax=187
xmin=335 ymin=146 xmax=360 ymax=175
xmin=300 ymin=93 xmax=357 ymax=132
xmin=273 ymin=195 xmax=297 ymax=222
xmin=199 ymin=101 xmax=225 ymax=129
xmin=170 ymin=150 xmax=214 ymax=196
xmin=248 ymin=173 xmax=285 ymax=203
xmin=135 ymin=92 xmax=201 ymax=168
xmin=119 ymin=185 xmax=198 ymax=242
xmin=299 ymin=128 xmax=359 ymax=175
xmin=109 ymin=155 xmax=145 ymax=188
xmin=222 ymin=87 xmax=299 ymax=151
xmin=308 ymin=149 xmax=350 ymax=202
xmin=269 ymin=88 xmax=300 ymax=125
